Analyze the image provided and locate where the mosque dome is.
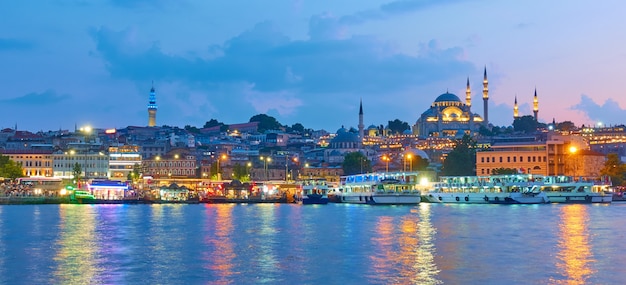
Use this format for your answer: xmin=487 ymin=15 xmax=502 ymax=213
xmin=434 ymin=92 xmax=461 ymax=103
xmin=331 ymin=130 xmax=359 ymax=143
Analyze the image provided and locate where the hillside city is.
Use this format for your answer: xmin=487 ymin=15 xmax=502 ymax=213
xmin=2 ymin=69 xmax=626 ymax=188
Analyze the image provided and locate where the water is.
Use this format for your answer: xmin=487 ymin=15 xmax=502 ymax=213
xmin=0 ymin=203 xmax=625 ymax=285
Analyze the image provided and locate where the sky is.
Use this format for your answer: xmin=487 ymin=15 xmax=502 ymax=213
xmin=2 ymin=0 xmax=626 ymax=133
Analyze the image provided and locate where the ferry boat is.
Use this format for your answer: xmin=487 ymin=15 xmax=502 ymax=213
xmin=423 ymin=174 xmax=611 ymax=204
xmin=297 ymin=178 xmax=329 ymax=204
xmin=338 ymin=172 xmax=431 ymax=205
xmin=535 ymin=175 xmax=612 ymax=203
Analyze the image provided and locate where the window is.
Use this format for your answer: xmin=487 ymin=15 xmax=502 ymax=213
xmin=507 ymin=157 xmax=510 ymax=163
xmin=499 ymin=157 xmax=503 ymax=163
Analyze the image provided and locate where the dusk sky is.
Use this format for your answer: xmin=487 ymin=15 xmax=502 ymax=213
xmin=2 ymin=0 xmax=626 ymax=132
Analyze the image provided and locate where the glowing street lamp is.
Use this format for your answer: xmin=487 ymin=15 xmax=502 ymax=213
xmin=217 ymin=154 xmax=227 ymax=181
xmin=569 ymin=146 xmax=578 ymax=177
xmin=260 ymin=156 xmax=271 ymax=181
xmin=246 ymin=162 xmax=252 ymax=180
xmin=382 ymin=155 xmax=390 ymax=173
xmin=408 ymin=154 xmax=413 ymax=172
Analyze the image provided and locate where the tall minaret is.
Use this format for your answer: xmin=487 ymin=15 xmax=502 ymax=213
xmin=533 ymin=88 xmax=539 ymax=121
xmin=514 ymin=96 xmax=519 ymax=119
xmin=147 ymin=82 xmax=158 ymax=127
xmin=482 ymin=67 xmax=489 ymax=125
xmin=358 ymin=98 xmax=364 ymax=142
xmin=465 ymin=77 xmax=471 ymax=107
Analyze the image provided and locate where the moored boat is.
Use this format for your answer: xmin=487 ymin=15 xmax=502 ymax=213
xmin=297 ymin=178 xmax=329 ymax=204
xmin=339 ymin=172 xmax=431 ymax=205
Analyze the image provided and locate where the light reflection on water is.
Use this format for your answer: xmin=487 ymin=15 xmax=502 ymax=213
xmin=203 ymin=203 xmax=237 ymax=284
xmin=0 ymin=203 xmax=624 ymax=284
xmin=552 ymin=204 xmax=595 ymax=285
xmin=53 ymin=205 xmax=100 ymax=284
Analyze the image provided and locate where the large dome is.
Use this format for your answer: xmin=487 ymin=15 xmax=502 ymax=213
xmin=434 ymin=92 xmax=461 ymax=103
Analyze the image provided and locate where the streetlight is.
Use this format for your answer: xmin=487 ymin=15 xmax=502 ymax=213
xmin=382 ymin=155 xmax=390 ymax=173
xmin=246 ymin=162 xmax=252 ymax=181
xmin=408 ymin=153 xmax=413 ymax=172
xmin=260 ymin=156 xmax=271 ymax=181
xmin=569 ymin=146 xmax=578 ymax=178
xmin=217 ymin=154 xmax=227 ymax=181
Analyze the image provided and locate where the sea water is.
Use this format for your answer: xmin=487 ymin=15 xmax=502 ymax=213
xmin=0 ymin=203 xmax=625 ymax=284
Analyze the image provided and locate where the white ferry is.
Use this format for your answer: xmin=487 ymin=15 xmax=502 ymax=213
xmin=423 ymin=175 xmax=549 ymax=204
xmin=297 ymin=178 xmax=329 ymax=205
xmin=423 ymin=174 xmax=611 ymax=204
xmin=535 ymin=175 xmax=612 ymax=203
xmin=338 ymin=172 xmax=432 ymax=205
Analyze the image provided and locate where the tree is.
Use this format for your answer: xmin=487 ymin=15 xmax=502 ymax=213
xmin=441 ymin=135 xmax=476 ymax=176
xmin=289 ymin=123 xmax=305 ymax=134
xmin=387 ymin=119 xmax=411 ymax=135
xmin=232 ymin=163 xmax=251 ymax=181
xmin=513 ymin=115 xmax=538 ymax=134
xmin=127 ymin=163 xmax=142 ymax=182
xmin=410 ymin=156 xmax=429 ymax=171
xmin=203 ymin=119 xmax=224 ymax=128
xmin=600 ymin=153 xmax=626 ymax=186
xmin=72 ymin=162 xmax=82 ymax=181
xmin=556 ymin=121 xmax=577 ymax=132
xmin=0 ymin=160 xmax=24 ymax=179
xmin=342 ymin=152 xmax=371 ymax=175
xmin=184 ymin=125 xmax=201 ymax=134
xmin=249 ymin=114 xmax=282 ymax=133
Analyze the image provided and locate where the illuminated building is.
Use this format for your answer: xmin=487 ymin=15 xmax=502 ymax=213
xmin=413 ymin=90 xmax=484 ymax=139
xmin=108 ymin=145 xmax=142 ymax=181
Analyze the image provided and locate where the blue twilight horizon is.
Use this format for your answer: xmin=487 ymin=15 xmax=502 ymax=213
xmin=1 ymin=0 xmax=625 ymax=132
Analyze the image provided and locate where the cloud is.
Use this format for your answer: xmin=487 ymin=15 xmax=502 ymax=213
xmin=0 ymin=38 xmax=34 ymax=51
xmin=0 ymin=90 xmax=71 ymax=105
xmin=571 ymin=94 xmax=626 ymax=126
xmin=341 ymin=0 xmax=468 ymax=25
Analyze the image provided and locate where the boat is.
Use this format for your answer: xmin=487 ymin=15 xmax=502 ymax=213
xmin=338 ymin=172 xmax=430 ymax=205
xmin=423 ymin=175 xmax=550 ymax=204
xmin=535 ymin=175 xmax=612 ymax=204
xmin=423 ymin=174 xmax=609 ymax=204
xmin=297 ymin=178 xmax=329 ymax=204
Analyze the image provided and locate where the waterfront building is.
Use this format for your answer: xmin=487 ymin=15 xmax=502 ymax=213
xmin=0 ymin=149 xmax=54 ymax=177
xmin=108 ymin=145 xmax=142 ymax=181
xmin=142 ymin=150 xmax=197 ymax=180
xmin=52 ymin=150 xmax=109 ymax=180
xmin=476 ymin=133 xmax=604 ymax=177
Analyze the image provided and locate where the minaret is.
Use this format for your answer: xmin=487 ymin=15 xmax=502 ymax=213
xmin=482 ymin=67 xmax=489 ymax=125
xmin=148 ymin=82 xmax=158 ymax=127
xmin=358 ymin=98 xmax=364 ymax=142
xmin=533 ymin=88 xmax=539 ymax=122
xmin=514 ymin=96 xmax=519 ymax=119
xmin=465 ymin=77 xmax=471 ymax=107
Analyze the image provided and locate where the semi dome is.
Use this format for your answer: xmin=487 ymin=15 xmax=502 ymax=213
xmin=434 ymin=92 xmax=461 ymax=103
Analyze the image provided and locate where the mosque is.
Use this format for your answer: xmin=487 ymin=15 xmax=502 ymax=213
xmin=412 ymin=68 xmax=489 ymax=138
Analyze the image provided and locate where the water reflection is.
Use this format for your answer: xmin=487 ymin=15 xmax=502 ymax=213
xmin=551 ymin=204 xmax=595 ymax=284
xmin=0 ymin=206 xmax=4 ymax=284
xmin=254 ymin=204 xmax=280 ymax=282
xmin=369 ymin=205 xmax=441 ymax=284
xmin=53 ymin=205 xmax=99 ymax=284
xmin=203 ymin=204 xmax=237 ymax=284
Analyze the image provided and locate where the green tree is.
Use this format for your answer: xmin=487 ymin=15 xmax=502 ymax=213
xmin=513 ymin=115 xmax=538 ymax=134
xmin=72 ymin=162 xmax=83 ymax=181
xmin=600 ymin=153 xmax=626 ymax=186
xmin=232 ymin=163 xmax=251 ymax=181
xmin=250 ymin=114 xmax=282 ymax=133
xmin=0 ymin=159 xmax=24 ymax=179
xmin=289 ymin=123 xmax=305 ymax=134
xmin=441 ymin=135 xmax=476 ymax=176
xmin=184 ymin=125 xmax=201 ymax=134
xmin=492 ymin=168 xmax=519 ymax=175
xmin=127 ymin=163 xmax=142 ymax=182
xmin=388 ymin=119 xmax=410 ymax=134
xmin=203 ymin=119 xmax=224 ymax=128
xmin=342 ymin=152 xmax=371 ymax=175
xmin=410 ymin=156 xmax=429 ymax=171
xmin=556 ymin=121 xmax=577 ymax=132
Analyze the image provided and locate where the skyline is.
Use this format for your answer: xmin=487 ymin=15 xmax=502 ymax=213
xmin=2 ymin=0 xmax=626 ymax=132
